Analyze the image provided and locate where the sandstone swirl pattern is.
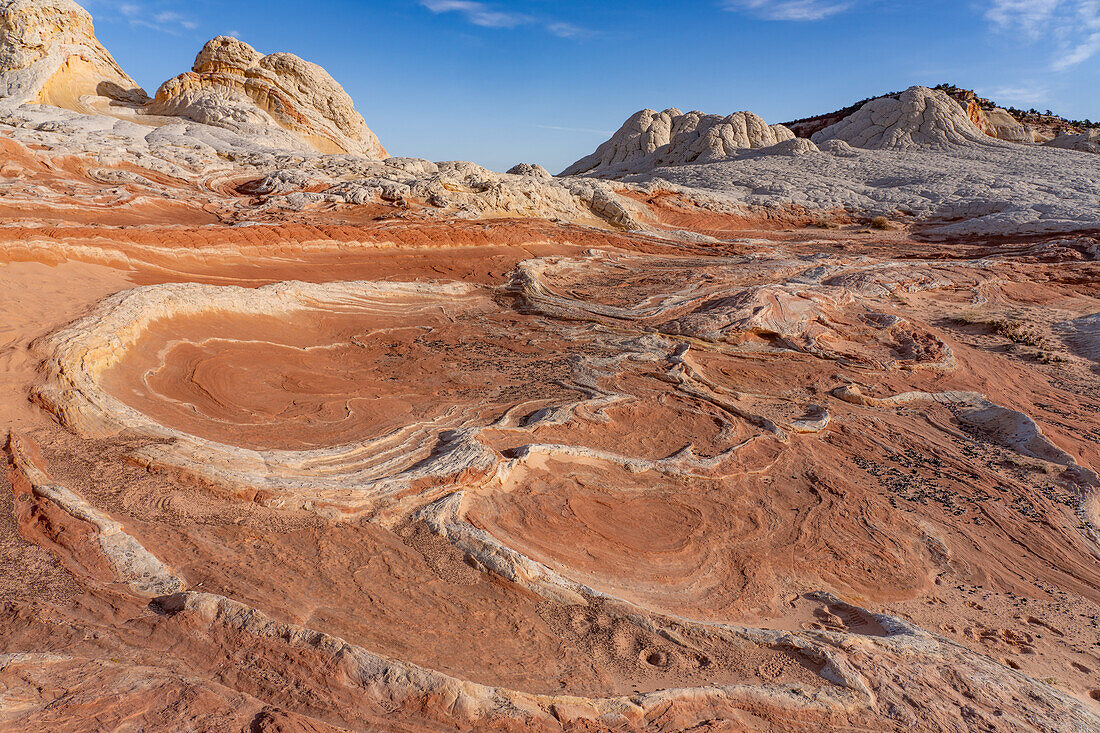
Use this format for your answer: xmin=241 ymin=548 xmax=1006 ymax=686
xmin=21 ymin=243 xmax=1100 ymax=731
xmin=3 ymin=2 xmax=1100 ymax=731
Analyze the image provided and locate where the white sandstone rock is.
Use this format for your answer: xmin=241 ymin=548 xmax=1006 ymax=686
xmin=1045 ymin=129 xmax=1100 ymax=155
xmin=981 ymin=107 xmax=1031 ymax=143
xmin=811 ymin=86 xmax=997 ymax=150
xmin=561 ymin=107 xmax=795 ymax=176
xmin=0 ymin=0 xmax=146 ymax=110
xmin=507 ymin=162 xmax=551 ymax=177
xmin=147 ymin=35 xmax=385 ymax=157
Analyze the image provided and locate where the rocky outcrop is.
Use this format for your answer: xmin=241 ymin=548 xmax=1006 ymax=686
xmin=1045 ymin=129 xmax=1100 ymax=154
xmin=507 ymin=162 xmax=551 ymax=177
xmin=968 ymin=104 xmax=1031 ymax=143
xmin=561 ymin=108 xmax=794 ymax=176
xmin=811 ymin=86 xmax=996 ymax=150
xmin=0 ymin=1 xmax=386 ymax=155
xmin=0 ymin=0 xmax=146 ymax=110
xmin=147 ymin=35 xmax=385 ymax=157
xmin=948 ymin=88 xmax=1032 ymax=143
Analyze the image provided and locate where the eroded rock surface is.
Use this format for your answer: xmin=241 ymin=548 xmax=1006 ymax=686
xmin=2 ymin=4 xmax=1100 ymax=733
xmin=0 ymin=0 xmax=146 ymax=109
xmin=811 ymin=86 xmax=995 ymax=150
xmin=147 ymin=35 xmax=385 ymax=156
xmin=1046 ymin=129 xmax=1100 ymax=154
xmin=561 ymin=107 xmax=795 ymax=176
xmin=0 ymin=0 xmax=383 ymax=156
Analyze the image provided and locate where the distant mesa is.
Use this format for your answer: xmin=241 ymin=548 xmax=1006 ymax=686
xmin=0 ymin=0 xmax=385 ymax=156
xmin=560 ymin=108 xmax=796 ymax=176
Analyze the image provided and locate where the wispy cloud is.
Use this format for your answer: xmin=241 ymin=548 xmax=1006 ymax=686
xmin=154 ymin=11 xmax=198 ymax=31
xmin=721 ymin=0 xmax=852 ymax=21
xmin=986 ymin=84 xmax=1051 ymax=106
xmin=546 ymin=22 xmax=597 ymax=39
xmin=90 ymin=1 xmax=200 ymax=35
xmin=420 ymin=1 xmax=532 ymax=28
xmin=420 ymin=1 xmax=596 ymax=38
xmin=985 ymin=0 xmax=1100 ymax=70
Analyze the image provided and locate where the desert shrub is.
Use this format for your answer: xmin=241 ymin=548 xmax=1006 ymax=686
xmin=870 ymin=216 xmax=891 ymax=230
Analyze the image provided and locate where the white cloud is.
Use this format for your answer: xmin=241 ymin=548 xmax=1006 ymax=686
xmin=420 ymin=0 xmax=532 ymax=28
xmin=986 ymin=84 xmax=1051 ymax=106
xmin=420 ymin=1 xmax=595 ymax=38
xmin=546 ymin=22 xmax=594 ymax=39
xmin=88 ymin=1 xmax=199 ymax=35
xmin=722 ymin=0 xmax=852 ymax=20
xmin=1052 ymin=30 xmax=1100 ymax=69
xmin=985 ymin=0 xmax=1061 ymax=36
xmin=985 ymin=0 xmax=1100 ymax=69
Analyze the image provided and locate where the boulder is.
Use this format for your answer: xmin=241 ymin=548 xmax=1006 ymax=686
xmin=980 ymin=107 xmax=1031 ymax=143
xmin=507 ymin=162 xmax=551 ymax=177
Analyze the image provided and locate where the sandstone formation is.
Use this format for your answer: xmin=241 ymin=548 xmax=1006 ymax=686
xmin=0 ymin=1 xmax=384 ymax=156
xmin=2 ymin=2 xmax=1100 ymax=732
xmin=507 ymin=162 xmax=552 ymax=177
xmin=1046 ymin=128 xmax=1100 ymax=154
xmin=0 ymin=0 xmax=146 ymax=110
xmin=561 ymin=107 xmax=795 ymax=176
xmin=811 ymin=85 xmax=996 ymax=150
xmin=947 ymin=88 xmax=1032 ymax=143
xmin=973 ymin=105 xmax=1031 ymax=142
xmin=147 ymin=35 xmax=385 ymax=157
xmin=786 ymin=85 xmax=1086 ymax=145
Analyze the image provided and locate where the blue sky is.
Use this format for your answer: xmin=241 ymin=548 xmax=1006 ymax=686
xmin=82 ymin=0 xmax=1100 ymax=172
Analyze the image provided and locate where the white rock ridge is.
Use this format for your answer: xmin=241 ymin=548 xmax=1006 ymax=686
xmin=812 ymin=86 xmax=998 ymax=150
xmin=1045 ymin=129 xmax=1100 ymax=155
xmin=561 ymin=107 xmax=795 ymax=176
xmin=147 ymin=35 xmax=386 ymax=157
xmin=0 ymin=0 xmax=146 ymax=110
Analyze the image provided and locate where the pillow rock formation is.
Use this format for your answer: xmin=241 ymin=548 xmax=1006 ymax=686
xmin=1046 ymin=129 xmax=1100 ymax=154
xmin=811 ymin=85 xmax=997 ymax=150
xmin=0 ymin=0 xmax=147 ymax=110
xmin=0 ymin=1 xmax=385 ymax=156
xmin=147 ymin=35 xmax=385 ymax=157
xmin=561 ymin=107 xmax=795 ymax=176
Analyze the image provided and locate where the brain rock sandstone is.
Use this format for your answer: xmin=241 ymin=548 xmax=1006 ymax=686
xmin=0 ymin=0 xmax=146 ymax=109
xmin=148 ymin=35 xmax=386 ymax=157
xmin=561 ymin=107 xmax=795 ymax=176
xmin=812 ymin=85 xmax=998 ymax=150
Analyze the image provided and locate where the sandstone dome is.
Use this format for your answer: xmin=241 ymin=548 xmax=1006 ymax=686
xmin=811 ymin=85 xmax=997 ymax=150
xmin=976 ymin=106 xmax=1031 ymax=143
xmin=0 ymin=0 xmax=146 ymax=110
xmin=148 ymin=35 xmax=386 ymax=157
xmin=561 ymin=107 xmax=795 ymax=176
